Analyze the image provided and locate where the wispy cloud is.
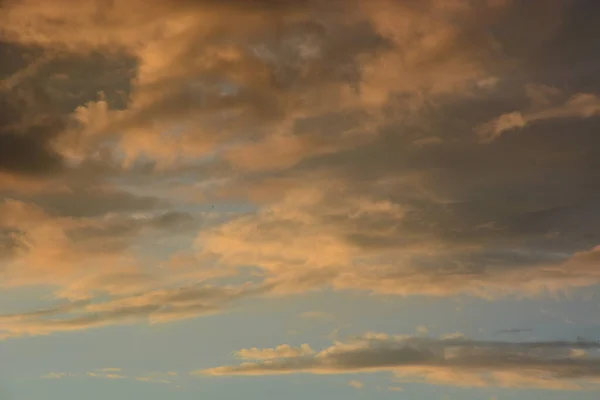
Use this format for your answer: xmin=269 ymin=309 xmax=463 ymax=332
xmin=494 ymin=328 xmax=534 ymax=335
xmin=477 ymin=93 xmax=600 ymax=142
xmin=298 ymin=311 xmax=333 ymax=319
xmin=41 ymin=368 xmax=177 ymax=385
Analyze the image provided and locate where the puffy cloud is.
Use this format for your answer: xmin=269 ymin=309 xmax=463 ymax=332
xmin=199 ymin=333 xmax=600 ymax=390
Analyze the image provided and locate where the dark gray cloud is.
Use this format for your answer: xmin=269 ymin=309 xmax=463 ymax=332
xmin=0 ymin=228 xmax=27 ymax=260
xmin=35 ymin=51 xmax=135 ymax=112
xmin=65 ymin=211 xmax=196 ymax=253
xmin=260 ymin=77 xmax=600 ymax=292
xmin=0 ymin=84 xmax=66 ymax=176
xmin=24 ymin=186 xmax=168 ymax=218
xmin=498 ymin=0 xmax=600 ymax=93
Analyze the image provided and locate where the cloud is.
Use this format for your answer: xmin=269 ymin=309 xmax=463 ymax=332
xmin=87 ymin=371 xmax=126 ymax=379
xmin=477 ymin=92 xmax=600 ymax=141
xmin=0 ymin=84 xmax=67 ymax=176
xmin=236 ymin=344 xmax=315 ymax=360
xmin=199 ymin=333 xmax=600 ymax=390
xmin=0 ymin=0 xmax=387 ymax=171
xmin=416 ymin=325 xmax=429 ymax=335
xmin=0 ymin=0 xmax=600 ymax=340
xmin=24 ymin=185 xmax=168 ymax=218
xmin=0 ymin=282 xmax=270 ymax=339
xmin=476 ymin=111 xmax=526 ymax=142
xmin=197 ymin=176 xmax=600 ymax=297
xmin=42 ymin=368 xmax=176 ymax=384
xmin=0 ymin=0 xmax=512 ymax=174
xmin=348 ymin=380 xmax=364 ymax=389
xmin=0 ymin=199 xmax=195 ymax=290
xmin=41 ymin=372 xmax=68 ymax=379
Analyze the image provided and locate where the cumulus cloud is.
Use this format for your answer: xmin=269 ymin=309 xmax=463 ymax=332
xmin=199 ymin=333 xmax=600 ymax=390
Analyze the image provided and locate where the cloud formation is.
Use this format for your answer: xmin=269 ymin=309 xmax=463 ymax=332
xmin=236 ymin=344 xmax=315 ymax=360
xmin=0 ymin=282 xmax=270 ymax=339
xmin=198 ymin=180 xmax=600 ymax=297
xmin=0 ymin=83 xmax=66 ymax=176
xmin=42 ymin=368 xmax=176 ymax=385
xmin=0 ymin=0 xmax=600 ymax=340
xmin=477 ymin=92 xmax=600 ymax=141
xmin=200 ymin=333 xmax=600 ymax=390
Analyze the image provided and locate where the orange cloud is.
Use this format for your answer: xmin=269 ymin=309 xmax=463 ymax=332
xmin=236 ymin=344 xmax=315 ymax=360
xmin=197 ymin=178 xmax=600 ymax=298
xmin=1 ymin=0 xmax=598 ymax=342
xmin=0 ymin=282 xmax=270 ymax=339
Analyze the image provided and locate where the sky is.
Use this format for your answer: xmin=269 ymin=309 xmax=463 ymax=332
xmin=1 ymin=0 xmax=600 ymax=399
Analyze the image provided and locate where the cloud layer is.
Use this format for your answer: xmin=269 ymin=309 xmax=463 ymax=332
xmin=1 ymin=0 xmax=600 ymax=339
xmin=200 ymin=333 xmax=600 ymax=390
